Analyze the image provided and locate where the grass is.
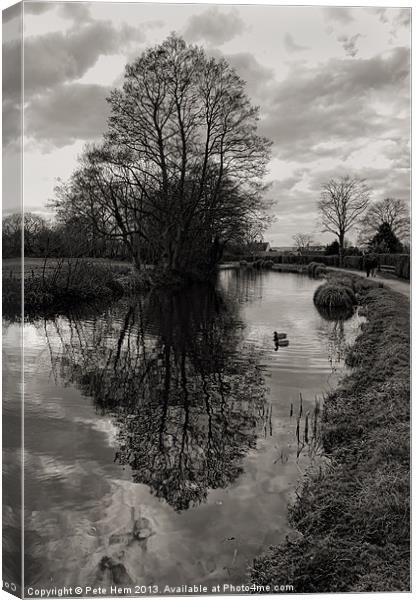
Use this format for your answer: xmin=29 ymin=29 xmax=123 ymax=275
xmin=2 ymin=257 xmax=147 ymax=318
xmin=251 ymin=274 xmax=410 ymax=592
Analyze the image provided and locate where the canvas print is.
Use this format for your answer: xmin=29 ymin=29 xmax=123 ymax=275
xmin=2 ymin=2 xmax=410 ymax=597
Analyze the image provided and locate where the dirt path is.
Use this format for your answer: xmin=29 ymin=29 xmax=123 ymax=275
xmin=328 ymin=267 xmax=410 ymax=299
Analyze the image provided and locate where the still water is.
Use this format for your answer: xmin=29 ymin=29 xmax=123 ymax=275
xmin=3 ymin=270 xmax=362 ymax=591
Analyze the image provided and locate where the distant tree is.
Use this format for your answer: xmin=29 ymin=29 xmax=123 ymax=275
xmin=292 ymin=232 xmax=314 ymax=255
xmin=324 ymin=239 xmax=339 ymax=256
xmin=370 ymin=222 xmax=403 ymax=254
xmin=2 ymin=212 xmax=48 ymax=257
xmin=358 ymin=197 xmax=410 ymax=245
xmin=318 ymin=176 xmax=371 ymax=266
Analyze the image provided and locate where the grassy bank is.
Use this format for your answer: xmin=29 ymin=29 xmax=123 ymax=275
xmin=251 ymin=273 xmax=410 ymax=592
xmin=2 ymin=258 xmax=147 ymax=318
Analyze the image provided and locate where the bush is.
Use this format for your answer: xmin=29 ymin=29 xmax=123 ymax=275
xmin=307 ymin=262 xmax=319 ymax=277
xmin=314 ymin=282 xmax=355 ymax=311
xmin=308 ymin=262 xmax=327 ymax=278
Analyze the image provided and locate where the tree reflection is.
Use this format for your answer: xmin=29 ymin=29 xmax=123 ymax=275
xmin=44 ymin=285 xmax=268 ymax=511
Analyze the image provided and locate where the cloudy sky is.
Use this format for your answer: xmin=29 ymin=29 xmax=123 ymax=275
xmin=2 ymin=1 xmax=411 ymax=245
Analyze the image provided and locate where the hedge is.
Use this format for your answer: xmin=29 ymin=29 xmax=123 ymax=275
xmin=344 ymin=256 xmax=363 ymax=270
xmin=242 ymin=254 xmax=340 ymax=267
xmin=241 ymin=253 xmax=410 ymax=280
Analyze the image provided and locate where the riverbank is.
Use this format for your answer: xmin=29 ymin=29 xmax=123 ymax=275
xmin=327 ymin=266 xmax=410 ymax=298
xmin=3 ymin=257 xmax=235 ymax=318
xmin=2 ymin=258 xmax=144 ymax=318
xmin=251 ymin=273 xmax=410 ymax=592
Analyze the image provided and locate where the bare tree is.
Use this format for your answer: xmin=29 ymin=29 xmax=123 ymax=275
xmin=54 ymin=35 xmax=272 ymax=281
xmin=2 ymin=212 xmax=47 ymax=257
xmin=358 ymin=197 xmax=410 ymax=246
xmin=292 ymin=232 xmax=314 ymax=255
xmin=318 ymin=176 xmax=371 ymax=266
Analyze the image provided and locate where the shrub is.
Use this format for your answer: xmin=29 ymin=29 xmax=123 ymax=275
xmin=263 ymin=259 xmax=274 ymax=269
xmin=307 ymin=262 xmax=319 ymax=277
xmin=314 ymin=282 xmax=355 ymax=311
xmin=308 ymin=262 xmax=328 ymax=278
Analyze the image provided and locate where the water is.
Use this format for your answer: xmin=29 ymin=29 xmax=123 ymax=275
xmin=3 ymin=270 xmax=363 ymax=592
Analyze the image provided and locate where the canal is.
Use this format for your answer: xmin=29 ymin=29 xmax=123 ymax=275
xmin=3 ymin=269 xmax=363 ymax=591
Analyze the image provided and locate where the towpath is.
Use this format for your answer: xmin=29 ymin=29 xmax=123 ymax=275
xmin=328 ymin=267 xmax=410 ymax=299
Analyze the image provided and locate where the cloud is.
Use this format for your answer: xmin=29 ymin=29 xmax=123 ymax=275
xmin=25 ymin=83 xmax=111 ymax=148
xmin=322 ymin=7 xmax=354 ymax=24
xmin=284 ymin=33 xmax=309 ymax=53
xmin=369 ymin=8 xmax=389 ymax=24
xmin=394 ymin=9 xmax=411 ymax=28
xmin=3 ymin=20 xmax=145 ymax=103
xmin=24 ymin=2 xmax=53 ymax=17
xmin=308 ymin=165 xmax=410 ymax=204
xmin=184 ymin=7 xmax=246 ymax=45
xmin=58 ymin=2 xmax=92 ymax=23
xmin=337 ymin=34 xmax=362 ymax=57
xmin=259 ymin=47 xmax=410 ymax=162
xmin=2 ymin=99 xmax=21 ymax=148
xmin=1 ymin=1 xmax=56 ymax=23
xmin=211 ymin=50 xmax=274 ymax=103
xmin=264 ymin=181 xmax=320 ymax=244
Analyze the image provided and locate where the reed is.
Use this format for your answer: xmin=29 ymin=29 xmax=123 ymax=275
xmin=304 ymin=411 xmax=310 ymax=444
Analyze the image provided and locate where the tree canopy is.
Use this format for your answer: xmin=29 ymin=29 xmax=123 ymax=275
xmin=54 ymin=35 xmax=272 ymax=279
xmin=358 ymin=197 xmax=410 ymax=246
xmin=370 ymin=222 xmax=403 ymax=254
xmin=293 ymin=232 xmax=314 ymax=254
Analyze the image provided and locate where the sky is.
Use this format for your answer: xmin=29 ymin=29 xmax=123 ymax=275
xmin=2 ymin=1 xmax=411 ymax=245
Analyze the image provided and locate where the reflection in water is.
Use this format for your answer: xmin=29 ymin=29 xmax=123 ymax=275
xmin=44 ymin=285 xmax=269 ymax=511
xmin=315 ymin=304 xmax=360 ymax=373
xmin=2 ymin=270 xmax=364 ymax=590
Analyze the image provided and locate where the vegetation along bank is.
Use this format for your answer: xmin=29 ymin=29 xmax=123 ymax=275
xmin=2 ymin=258 xmax=146 ymax=319
xmin=251 ymin=271 xmax=410 ymax=592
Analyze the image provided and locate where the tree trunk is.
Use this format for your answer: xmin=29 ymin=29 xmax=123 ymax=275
xmin=338 ymin=233 xmax=344 ymax=268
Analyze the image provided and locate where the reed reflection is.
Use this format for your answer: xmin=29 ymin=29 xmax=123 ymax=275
xmin=44 ymin=284 xmax=269 ymax=511
xmin=315 ymin=305 xmax=354 ymax=372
